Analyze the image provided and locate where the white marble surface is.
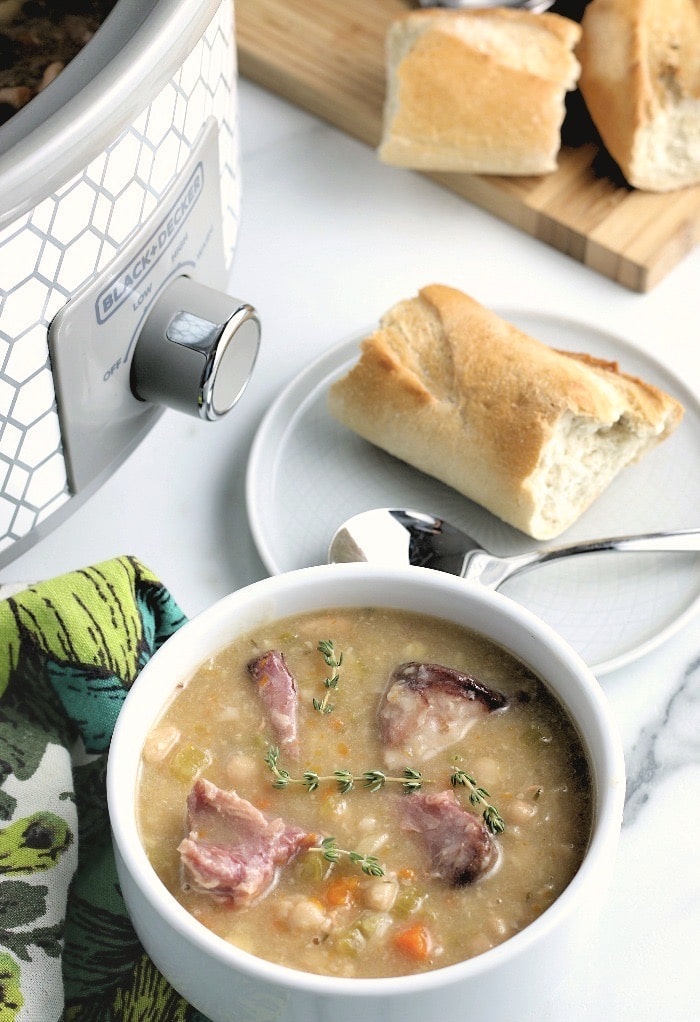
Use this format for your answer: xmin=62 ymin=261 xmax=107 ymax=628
xmin=4 ymin=79 xmax=700 ymax=1019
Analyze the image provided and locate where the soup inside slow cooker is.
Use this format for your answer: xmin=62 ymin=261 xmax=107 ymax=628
xmin=0 ymin=0 xmax=117 ymax=126
xmin=136 ymin=606 xmax=593 ymax=978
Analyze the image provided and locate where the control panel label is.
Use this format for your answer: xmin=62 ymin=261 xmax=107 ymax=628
xmin=95 ymin=162 xmax=204 ymax=324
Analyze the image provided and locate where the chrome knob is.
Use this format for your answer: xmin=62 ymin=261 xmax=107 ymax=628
xmin=131 ymin=276 xmax=261 ymax=420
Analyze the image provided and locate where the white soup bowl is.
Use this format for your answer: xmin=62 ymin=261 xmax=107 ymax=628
xmin=107 ymin=563 xmax=625 ymax=1022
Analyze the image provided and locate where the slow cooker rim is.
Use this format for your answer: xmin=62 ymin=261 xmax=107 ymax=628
xmin=0 ymin=0 xmax=226 ymax=231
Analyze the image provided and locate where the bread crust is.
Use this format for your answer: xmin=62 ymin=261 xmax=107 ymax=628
xmin=327 ymin=285 xmax=684 ymax=539
xmin=577 ymin=0 xmax=700 ymax=191
xmin=378 ymin=8 xmax=581 ymax=175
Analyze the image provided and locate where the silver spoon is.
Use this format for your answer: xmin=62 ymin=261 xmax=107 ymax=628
xmin=328 ymin=508 xmax=700 ymax=590
xmin=417 ymin=1 xmax=555 ymax=11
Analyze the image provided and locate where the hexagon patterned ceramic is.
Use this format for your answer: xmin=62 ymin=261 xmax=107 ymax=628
xmin=0 ymin=1 xmax=240 ymax=564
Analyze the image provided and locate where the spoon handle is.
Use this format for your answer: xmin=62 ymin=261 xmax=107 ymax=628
xmin=463 ymin=529 xmax=700 ymax=589
xmin=417 ymin=0 xmax=554 ymax=8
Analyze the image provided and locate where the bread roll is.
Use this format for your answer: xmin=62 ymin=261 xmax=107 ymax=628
xmin=577 ymin=0 xmax=700 ymax=192
xmin=378 ymin=7 xmax=582 ymax=175
xmin=327 ymin=285 xmax=684 ymax=540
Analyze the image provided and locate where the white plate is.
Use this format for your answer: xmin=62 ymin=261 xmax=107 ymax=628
xmin=246 ymin=311 xmax=700 ymax=675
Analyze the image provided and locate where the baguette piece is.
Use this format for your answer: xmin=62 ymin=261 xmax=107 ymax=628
xmin=327 ymin=285 xmax=684 ymax=540
xmin=577 ymin=0 xmax=700 ymax=192
xmin=378 ymin=8 xmax=582 ymax=175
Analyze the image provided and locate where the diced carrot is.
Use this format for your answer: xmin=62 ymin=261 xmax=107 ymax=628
xmin=336 ymin=741 xmax=349 ymax=756
xmin=397 ymin=867 xmax=416 ymax=883
xmin=324 ymin=875 xmax=361 ymax=908
xmin=392 ymin=922 xmax=433 ymax=961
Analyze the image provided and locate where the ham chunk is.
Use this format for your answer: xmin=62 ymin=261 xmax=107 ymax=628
xmin=400 ymin=789 xmax=498 ymax=885
xmin=378 ymin=662 xmax=507 ymax=767
xmin=247 ymin=650 xmax=299 ymax=756
xmin=178 ymin=779 xmax=311 ymax=905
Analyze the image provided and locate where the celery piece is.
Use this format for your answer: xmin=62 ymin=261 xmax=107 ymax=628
xmin=170 ymin=742 xmax=212 ymax=782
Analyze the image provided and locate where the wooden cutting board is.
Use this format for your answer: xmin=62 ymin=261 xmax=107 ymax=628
xmin=235 ymin=0 xmax=700 ymax=292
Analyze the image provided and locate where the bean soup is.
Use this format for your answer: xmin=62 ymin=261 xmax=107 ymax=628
xmin=136 ymin=607 xmax=593 ymax=978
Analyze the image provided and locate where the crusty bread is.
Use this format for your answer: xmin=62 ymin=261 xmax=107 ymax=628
xmin=327 ymin=285 xmax=684 ymax=540
xmin=577 ymin=0 xmax=700 ymax=192
xmin=377 ymin=7 xmax=582 ymax=175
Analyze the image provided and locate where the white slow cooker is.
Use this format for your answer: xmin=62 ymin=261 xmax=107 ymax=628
xmin=0 ymin=0 xmax=260 ymax=567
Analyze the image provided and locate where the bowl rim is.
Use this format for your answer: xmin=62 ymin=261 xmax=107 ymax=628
xmin=107 ymin=562 xmax=626 ymax=997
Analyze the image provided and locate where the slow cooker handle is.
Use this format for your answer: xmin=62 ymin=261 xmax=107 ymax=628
xmin=131 ymin=276 xmax=261 ymax=420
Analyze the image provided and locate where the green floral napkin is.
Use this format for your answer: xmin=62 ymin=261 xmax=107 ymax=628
xmin=0 ymin=556 xmax=210 ymax=1022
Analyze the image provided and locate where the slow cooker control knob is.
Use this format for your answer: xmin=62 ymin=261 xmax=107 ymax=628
xmin=131 ymin=277 xmax=261 ymax=420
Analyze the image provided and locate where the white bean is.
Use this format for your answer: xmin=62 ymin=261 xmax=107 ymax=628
xmin=225 ymin=752 xmax=258 ymax=785
xmin=275 ymin=895 xmax=329 ymax=933
xmin=470 ymin=756 xmax=501 ymax=788
xmin=402 ymin=642 xmax=428 ymax=659
xmin=355 ymin=832 xmax=389 ymax=856
xmin=362 ymin=875 xmax=399 ymax=913
xmin=141 ymin=725 xmax=180 ymax=763
xmin=507 ymin=799 xmax=539 ymax=823
xmin=357 ymin=815 xmax=379 ymax=834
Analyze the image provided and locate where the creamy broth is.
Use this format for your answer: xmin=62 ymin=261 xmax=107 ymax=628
xmin=137 ymin=607 xmax=593 ymax=978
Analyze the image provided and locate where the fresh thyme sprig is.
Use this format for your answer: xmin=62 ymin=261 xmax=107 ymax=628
xmin=310 ymin=836 xmax=385 ymax=877
xmin=265 ymin=750 xmax=504 ymax=835
xmin=264 ymin=746 xmax=425 ymax=794
xmin=451 ymin=768 xmax=506 ymax=834
xmin=313 ymin=640 xmax=342 ymax=714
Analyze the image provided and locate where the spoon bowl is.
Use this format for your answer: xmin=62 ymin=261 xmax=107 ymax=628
xmin=328 ymin=508 xmax=700 ymax=590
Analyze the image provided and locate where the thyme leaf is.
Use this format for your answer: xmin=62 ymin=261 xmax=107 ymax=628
xmin=362 ymin=768 xmax=424 ymax=793
xmin=264 ymin=745 xmax=292 ymax=789
xmin=313 ymin=640 xmax=342 ymax=714
xmin=311 ymin=836 xmax=385 ymax=877
xmin=450 ymin=768 xmax=506 ymax=834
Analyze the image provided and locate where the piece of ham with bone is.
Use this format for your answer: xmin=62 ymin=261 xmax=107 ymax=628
xmin=178 ymin=779 xmax=313 ymax=905
xmin=378 ymin=661 xmax=508 ymax=768
xmin=400 ymin=788 xmax=499 ymax=885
